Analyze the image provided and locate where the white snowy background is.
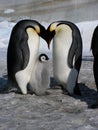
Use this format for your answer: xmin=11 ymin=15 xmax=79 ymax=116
xmin=0 ymin=20 xmax=98 ymax=60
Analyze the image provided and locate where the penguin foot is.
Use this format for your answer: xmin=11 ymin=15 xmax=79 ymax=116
xmin=62 ymin=90 xmax=69 ymax=95
xmin=61 ymin=86 xmax=69 ymax=95
xmin=74 ymin=84 xmax=81 ymax=96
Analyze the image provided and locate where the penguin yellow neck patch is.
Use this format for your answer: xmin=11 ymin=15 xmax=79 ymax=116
xmin=26 ymin=25 xmax=40 ymax=35
xmin=50 ymin=22 xmax=58 ymax=32
xmin=34 ymin=25 xmax=40 ymax=34
xmin=56 ymin=24 xmax=72 ymax=34
xmin=26 ymin=27 xmax=36 ymax=35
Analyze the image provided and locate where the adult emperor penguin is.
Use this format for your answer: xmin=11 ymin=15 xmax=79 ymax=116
xmin=91 ymin=25 xmax=98 ymax=90
xmin=29 ymin=53 xmax=50 ymax=95
xmin=47 ymin=21 xmax=82 ymax=95
xmin=7 ymin=19 xmax=48 ymax=94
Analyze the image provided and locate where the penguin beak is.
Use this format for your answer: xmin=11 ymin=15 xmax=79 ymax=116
xmin=46 ymin=37 xmax=51 ymax=49
xmin=48 ymin=39 xmax=52 ymax=49
xmin=44 ymin=33 xmax=52 ymax=49
xmin=48 ymin=41 xmax=51 ymax=49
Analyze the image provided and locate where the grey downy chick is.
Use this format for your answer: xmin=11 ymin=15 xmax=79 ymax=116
xmin=29 ymin=53 xmax=50 ymax=95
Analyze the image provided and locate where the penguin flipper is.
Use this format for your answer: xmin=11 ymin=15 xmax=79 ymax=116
xmin=67 ymin=37 xmax=77 ymax=68
xmin=74 ymin=32 xmax=82 ymax=72
xmin=68 ymin=30 xmax=82 ymax=70
xmin=20 ymin=39 xmax=29 ymax=69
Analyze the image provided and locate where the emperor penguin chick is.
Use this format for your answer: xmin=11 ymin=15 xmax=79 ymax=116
xmin=7 ymin=19 xmax=48 ymax=94
xmin=29 ymin=53 xmax=50 ymax=95
xmin=47 ymin=21 xmax=82 ymax=95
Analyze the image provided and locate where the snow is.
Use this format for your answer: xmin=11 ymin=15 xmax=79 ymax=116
xmin=4 ymin=9 xmax=15 ymax=14
xmin=0 ymin=21 xmax=15 ymax=49
xmin=76 ymin=20 xmax=98 ymax=57
xmin=0 ymin=20 xmax=98 ymax=59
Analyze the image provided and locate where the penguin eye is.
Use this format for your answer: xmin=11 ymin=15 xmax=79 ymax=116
xmin=41 ymin=56 xmax=46 ymax=61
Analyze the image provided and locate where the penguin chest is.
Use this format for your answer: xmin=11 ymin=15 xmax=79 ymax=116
xmin=53 ymin=29 xmax=72 ymax=84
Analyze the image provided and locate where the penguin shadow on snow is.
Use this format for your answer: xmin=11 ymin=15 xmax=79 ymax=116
xmin=0 ymin=74 xmax=7 ymax=87
xmin=70 ymin=83 xmax=98 ymax=109
xmin=0 ymin=74 xmax=10 ymax=93
xmin=0 ymin=74 xmax=21 ymax=94
xmin=50 ymin=77 xmax=98 ymax=109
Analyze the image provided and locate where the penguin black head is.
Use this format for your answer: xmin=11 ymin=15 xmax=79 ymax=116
xmin=14 ymin=19 xmax=49 ymax=46
xmin=11 ymin=19 xmax=48 ymax=41
xmin=39 ymin=53 xmax=49 ymax=62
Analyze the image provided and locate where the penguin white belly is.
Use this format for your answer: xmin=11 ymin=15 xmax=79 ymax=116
xmin=53 ymin=39 xmax=71 ymax=84
xmin=15 ymin=28 xmax=39 ymax=94
xmin=53 ymin=25 xmax=78 ymax=94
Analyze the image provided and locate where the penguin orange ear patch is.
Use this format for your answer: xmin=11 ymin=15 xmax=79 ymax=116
xmin=34 ymin=25 xmax=40 ymax=34
xmin=26 ymin=27 xmax=36 ymax=37
xmin=49 ymin=22 xmax=58 ymax=32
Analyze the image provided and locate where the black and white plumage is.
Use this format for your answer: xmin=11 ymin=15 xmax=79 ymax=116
xmin=7 ymin=19 xmax=48 ymax=94
xmin=47 ymin=21 xmax=82 ymax=95
xmin=91 ymin=25 xmax=98 ymax=90
xmin=29 ymin=53 xmax=50 ymax=95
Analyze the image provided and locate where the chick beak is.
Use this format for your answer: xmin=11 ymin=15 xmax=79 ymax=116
xmin=47 ymin=39 xmax=51 ymax=49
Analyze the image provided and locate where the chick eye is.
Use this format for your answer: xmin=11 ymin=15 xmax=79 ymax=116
xmin=39 ymin=53 xmax=49 ymax=62
xmin=41 ymin=56 xmax=46 ymax=61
